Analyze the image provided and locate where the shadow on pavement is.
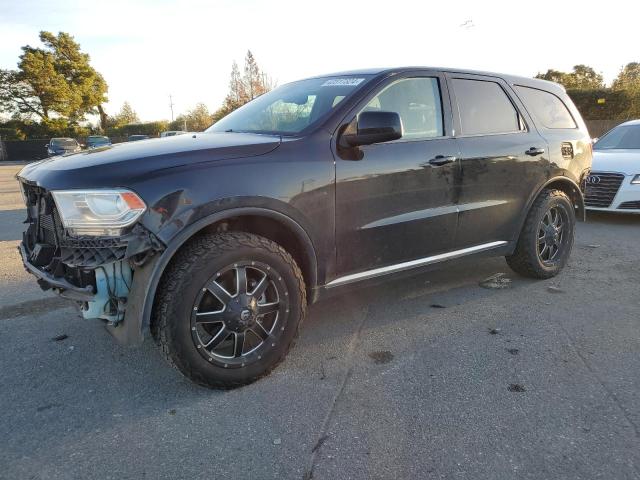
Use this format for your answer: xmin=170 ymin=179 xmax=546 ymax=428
xmin=586 ymin=210 xmax=640 ymax=226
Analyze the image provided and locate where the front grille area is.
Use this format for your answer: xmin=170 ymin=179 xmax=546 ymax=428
xmin=584 ymin=172 xmax=625 ymax=208
xmin=618 ymin=201 xmax=640 ymax=210
xmin=21 ymin=182 xmax=64 ymax=257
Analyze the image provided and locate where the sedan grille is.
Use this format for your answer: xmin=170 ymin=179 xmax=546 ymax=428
xmin=618 ymin=201 xmax=640 ymax=210
xmin=584 ymin=172 xmax=625 ymax=208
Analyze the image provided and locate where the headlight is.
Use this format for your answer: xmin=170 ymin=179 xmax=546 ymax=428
xmin=631 ymin=175 xmax=640 ymax=185
xmin=51 ymin=189 xmax=146 ymax=236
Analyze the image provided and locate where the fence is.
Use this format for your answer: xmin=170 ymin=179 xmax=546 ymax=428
xmin=0 ymin=136 xmax=130 ymax=162
xmin=584 ymin=120 xmax=621 ymax=138
xmin=2 ymin=139 xmax=49 ymax=161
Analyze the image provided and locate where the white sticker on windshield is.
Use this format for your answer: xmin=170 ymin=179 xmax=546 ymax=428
xmin=321 ymin=78 xmax=365 ymax=87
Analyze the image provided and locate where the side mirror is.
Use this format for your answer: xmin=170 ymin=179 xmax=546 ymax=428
xmin=343 ymin=111 xmax=403 ymax=147
xmin=79 ymin=143 xmax=86 ymax=148
xmin=591 ymin=137 xmax=598 ymax=144
xmin=45 ymin=144 xmax=49 ymax=148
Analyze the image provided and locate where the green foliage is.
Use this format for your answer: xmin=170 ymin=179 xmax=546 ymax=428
xmin=0 ymin=118 xmax=91 ymax=140
xmin=536 ymin=63 xmax=640 ymax=120
xmin=108 ymin=101 xmax=140 ymax=127
xmin=106 ymin=120 xmax=169 ymax=137
xmin=536 ymin=65 xmax=604 ymax=90
xmin=611 ymin=62 xmax=640 ymax=92
xmin=170 ymin=103 xmax=212 ymax=131
xmin=567 ymin=89 xmax=638 ymax=120
xmin=0 ymin=31 xmax=108 ymax=135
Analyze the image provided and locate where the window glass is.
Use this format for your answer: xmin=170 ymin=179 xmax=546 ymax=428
xmin=207 ymin=75 xmax=373 ymax=135
xmin=452 ymin=79 xmax=520 ymax=135
xmin=594 ymin=124 xmax=640 ymax=150
xmin=515 ymin=86 xmax=576 ymax=129
xmin=51 ymin=138 xmax=77 ymax=147
xmin=362 ymin=78 xmax=443 ymax=140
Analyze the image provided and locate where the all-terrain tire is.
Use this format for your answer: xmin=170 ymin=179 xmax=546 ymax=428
xmin=506 ymin=189 xmax=575 ymax=279
xmin=152 ymin=232 xmax=306 ymax=389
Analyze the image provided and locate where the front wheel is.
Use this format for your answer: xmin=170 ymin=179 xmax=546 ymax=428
xmin=506 ymin=189 xmax=575 ymax=279
xmin=153 ymin=232 xmax=306 ymax=389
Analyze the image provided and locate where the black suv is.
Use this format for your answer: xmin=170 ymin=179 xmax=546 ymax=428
xmin=18 ymin=68 xmax=591 ymax=388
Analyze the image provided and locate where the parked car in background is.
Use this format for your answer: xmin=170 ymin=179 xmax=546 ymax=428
xmin=86 ymin=135 xmax=111 ymax=149
xmin=160 ymin=131 xmax=187 ymax=137
xmin=46 ymin=138 xmax=81 ymax=157
xmin=18 ymin=67 xmax=591 ymax=389
xmin=128 ymin=135 xmax=150 ymax=142
xmin=586 ymin=119 xmax=640 ymax=213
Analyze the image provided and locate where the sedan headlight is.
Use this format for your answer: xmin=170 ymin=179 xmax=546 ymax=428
xmin=631 ymin=174 xmax=640 ymax=185
xmin=51 ymin=189 xmax=146 ymax=236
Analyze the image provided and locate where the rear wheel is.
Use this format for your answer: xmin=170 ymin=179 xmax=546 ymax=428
xmin=506 ymin=189 xmax=575 ymax=279
xmin=153 ymin=232 xmax=306 ymax=389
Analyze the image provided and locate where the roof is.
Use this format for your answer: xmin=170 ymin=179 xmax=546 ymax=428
xmin=304 ymin=66 xmax=565 ymax=94
xmin=618 ymin=119 xmax=640 ymax=127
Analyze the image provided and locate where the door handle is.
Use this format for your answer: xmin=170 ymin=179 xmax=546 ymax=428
xmin=525 ymin=147 xmax=545 ymax=156
xmin=428 ymin=155 xmax=457 ymax=166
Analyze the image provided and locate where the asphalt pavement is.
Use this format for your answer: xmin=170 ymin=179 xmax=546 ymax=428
xmin=1 ymin=162 xmax=639 ymax=480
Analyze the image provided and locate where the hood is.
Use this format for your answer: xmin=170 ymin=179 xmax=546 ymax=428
xmin=19 ymin=132 xmax=281 ymax=190
xmin=592 ymin=149 xmax=640 ymax=175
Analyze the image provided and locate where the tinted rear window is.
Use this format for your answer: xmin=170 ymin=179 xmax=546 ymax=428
xmin=51 ymin=139 xmax=76 ymax=147
xmin=515 ymin=86 xmax=576 ymax=129
xmin=452 ymin=79 xmax=520 ymax=135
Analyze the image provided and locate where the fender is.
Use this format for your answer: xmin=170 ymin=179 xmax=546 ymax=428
xmin=107 ymin=207 xmax=318 ymax=345
xmin=513 ymin=175 xmax=585 ymax=243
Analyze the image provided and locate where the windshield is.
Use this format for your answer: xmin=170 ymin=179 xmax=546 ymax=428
xmin=88 ymin=137 xmax=109 ymax=144
xmin=207 ymin=75 xmax=373 ymax=135
xmin=51 ymin=138 xmax=77 ymax=147
xmin=594 ymin=124 xmax=640 ymax=150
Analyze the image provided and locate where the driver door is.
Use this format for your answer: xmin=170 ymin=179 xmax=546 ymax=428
xmin=333 ymin=73 xmax=460 ymax=277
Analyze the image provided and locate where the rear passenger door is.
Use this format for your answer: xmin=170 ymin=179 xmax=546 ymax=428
xmin=446 ymin=74 xmax=549 ymax=249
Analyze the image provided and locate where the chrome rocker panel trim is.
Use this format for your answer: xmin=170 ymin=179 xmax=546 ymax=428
xmin=326 ymin=241 xmax=508 ymax=288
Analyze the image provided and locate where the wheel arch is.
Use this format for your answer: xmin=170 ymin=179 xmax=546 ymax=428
xmin=520 ymin=176 xmax=585 ymax=231
xmin=117 ymin=207 xmax=319 ymax=345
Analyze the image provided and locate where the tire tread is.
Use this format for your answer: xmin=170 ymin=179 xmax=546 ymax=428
xmin=152 ymin=231 xmax=306 ymax=389
xmin=506 ymin=189 xmax=574 ymax=279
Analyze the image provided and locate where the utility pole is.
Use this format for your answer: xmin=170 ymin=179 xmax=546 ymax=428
xmin=169 ymin=95 xmax=175 ymax=122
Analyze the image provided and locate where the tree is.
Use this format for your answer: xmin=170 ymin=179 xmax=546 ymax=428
xmin=212 ymin=50 xmax=274 ymax=123
xmin=228 ymin=61 xmax=246 ymax=105
xmin=0 ymin=31 xmax=108 ymax=127
xmin=536 ymin=65 xmax=604 ymax=90
xmin=612 ymin=62 xmax=640 ymax=92
xmin=110 ymin=101 xmax=140 ymax=126
xmin=244 ymin=50 xmax=272 ymax=100
xmin=0 ymin=69 xmax=48 ymax=120
xmin=171 ymin=103 xmax=213 ymax=131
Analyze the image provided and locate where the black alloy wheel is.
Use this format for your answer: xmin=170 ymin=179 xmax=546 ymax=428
xmin=191 ymin=261 xmax=289 ymax=367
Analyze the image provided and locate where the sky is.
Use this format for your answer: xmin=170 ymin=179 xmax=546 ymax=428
xmin=0 ymin=0 xmax=637 ymax=123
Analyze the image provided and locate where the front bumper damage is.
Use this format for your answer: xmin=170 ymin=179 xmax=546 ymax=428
xmin=18 ymin=181 xmax=165 ymax=343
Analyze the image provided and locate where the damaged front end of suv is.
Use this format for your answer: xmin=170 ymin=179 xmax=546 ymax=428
xmin=18 ymin=181 xmax=164 ymax=334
